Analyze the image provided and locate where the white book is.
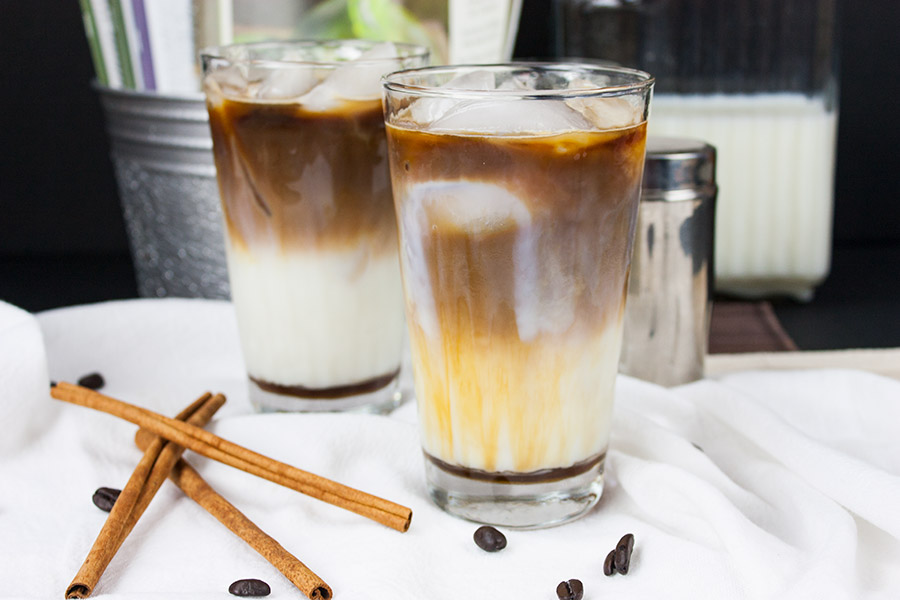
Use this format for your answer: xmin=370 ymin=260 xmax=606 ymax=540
xmin=89 ymin=0 xmax=123 ymax=87
xmin=448 ymin=0 xmax=519 ymax=64
xmin=195 ymin=0 xmax=234 ymax=50
xmin=118 ymin=0 xmax=145 ymax=89
xmin=143 ymin=0 xmax=197 ymax=93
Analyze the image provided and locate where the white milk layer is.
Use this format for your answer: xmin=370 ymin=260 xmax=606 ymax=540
xmin=649 ymin=93 xmax=838 ymax=299
xmin=226 ymin=243 xmax=405 ymax=389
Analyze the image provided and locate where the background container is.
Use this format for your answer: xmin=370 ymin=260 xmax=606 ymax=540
xmin=97 ymin=86 xmax=229 ymax=299
xmin=560 ymin=0 xmax=839 ymax=300
xmin=620 ymin=136 xmax=717 ymax=386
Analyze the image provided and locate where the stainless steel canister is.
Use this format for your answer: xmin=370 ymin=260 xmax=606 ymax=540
xmin=97 ymin=85 xmax=229 ymax=299
xmin=619 ymin=137 xmax=717 ymax=386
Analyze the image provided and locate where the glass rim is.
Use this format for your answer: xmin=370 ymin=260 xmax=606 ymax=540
xmin=200 ymin=39 xmax=430 ymax=69
xmin=382 ymin=62 xmax=655 ymax=99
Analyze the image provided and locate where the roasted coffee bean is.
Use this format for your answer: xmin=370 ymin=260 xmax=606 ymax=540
xmin=92 ymin=487 xmax=121 ymax=512
xmin=229 ymin=579 xmax=271 ymax=597
xmin=615 ymin=533 xmax=635 ymax=574
xmin=555 ymin=579 xmax=584 ymax=600
xmin=78 ymin=372 xmax=105 ymax=390
xmin=473 ymin=525 xmax=507 ymax=552
xmin=603 ymin=548 xmax=617 ymax=576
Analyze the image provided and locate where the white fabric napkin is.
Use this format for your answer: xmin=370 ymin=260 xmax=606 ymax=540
xmin=0 ymin=301 xmax=53 ymax=455
xmin=1 ymin=298 xmax=899 ymax=599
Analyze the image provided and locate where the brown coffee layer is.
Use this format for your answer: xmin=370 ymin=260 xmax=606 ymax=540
xmin=208 ymin=97 xmax=397 ymax=253
xmin=250 ymin=367 xmax=399 ymax=400
xmin=425 ymin=450 xmax=605 ymax=484
xmin=387 ymin=123 xmax=646 ymax=339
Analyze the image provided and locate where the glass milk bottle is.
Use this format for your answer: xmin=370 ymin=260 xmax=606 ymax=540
xmin=560 ymin=0 xmax=839 ymax=299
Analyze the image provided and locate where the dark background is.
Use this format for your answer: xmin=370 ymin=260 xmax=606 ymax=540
xmin=0 ymin=0 xmax=898 ymax=349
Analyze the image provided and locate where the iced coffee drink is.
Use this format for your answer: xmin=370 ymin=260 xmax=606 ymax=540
xmin=383 ymin=65 xmax=652 ymax=527
xmin=202 ymin=41 xmax=428 ymax=412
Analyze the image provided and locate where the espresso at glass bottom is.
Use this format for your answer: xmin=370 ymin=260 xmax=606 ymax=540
xmin=388 ymin=122 xmax=646 ymax=526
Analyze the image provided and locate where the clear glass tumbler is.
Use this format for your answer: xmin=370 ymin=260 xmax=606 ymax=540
xmin=202 ymin=40 xmax=428 ymax=413
xmin=383 ymin=63 xmax=653 ymax=527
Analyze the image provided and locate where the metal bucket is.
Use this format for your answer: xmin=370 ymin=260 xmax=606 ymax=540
xmin=97 ymin=85 xmax=229 ymax=299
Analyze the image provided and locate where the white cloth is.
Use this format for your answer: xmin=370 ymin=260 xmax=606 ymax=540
xmin=0 ymin=301 xmax=52 ymax=454
xmin=1 ymin=298 xmax=899 ymax=599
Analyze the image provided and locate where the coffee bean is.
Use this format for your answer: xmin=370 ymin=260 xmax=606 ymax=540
xmin=473 ymin=525 xmax=507 ymax=552
xmin=229 ymin=579 xmax=271 ymax=597
xmin=92 ymin=487 xmax=121 ymax=512
xmin=614 ymin=533 xmax=635 ymax=574
xmin=78 ymin=372 xmax=105 ymax=390
xmin=556 ymin=579 xmax=584 ymax=600
xmin=603 ymin=548 xmax=617 ymax=576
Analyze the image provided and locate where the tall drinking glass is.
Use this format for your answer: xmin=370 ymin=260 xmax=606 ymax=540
xmin=202 ymin=40 xmax=428 ymax=413
xmin=383 ymin=64 xmax=653 ymax=527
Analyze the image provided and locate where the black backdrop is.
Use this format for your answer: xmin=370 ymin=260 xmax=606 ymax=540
xmin=1 ymin=0 xmax=897 ymax=261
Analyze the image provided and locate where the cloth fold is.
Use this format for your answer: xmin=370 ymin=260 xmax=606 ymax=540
xmin=1 ymin=298 xmax=898 ymax=599
xmin=0 ymin=301 xmax=54 ymax=455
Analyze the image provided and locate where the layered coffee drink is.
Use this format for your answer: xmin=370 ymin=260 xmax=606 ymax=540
xmin=202 ymin=41 xmax=428 ymax=412
xmin=384 ymin=65 xmax=652 ymax=526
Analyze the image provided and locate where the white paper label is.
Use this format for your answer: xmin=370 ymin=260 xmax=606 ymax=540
xmin=448 ymin=0 xmax=513 ymax=64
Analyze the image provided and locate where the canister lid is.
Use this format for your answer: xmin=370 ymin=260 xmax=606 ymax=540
xmin=642 ymin=136 xmax=717 ymax=201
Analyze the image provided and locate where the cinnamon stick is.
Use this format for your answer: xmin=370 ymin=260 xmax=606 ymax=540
xmin=51 ymin=382 xmax=413 ymax=532
xmin=134 ymin=430 xmax=333 ymax=600
xmin=66 ymin=392 xmax=226 ymax=599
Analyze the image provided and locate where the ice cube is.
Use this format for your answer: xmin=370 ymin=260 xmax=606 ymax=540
xmin=256 ymin=67 xmax=317 ymax=100
xmin=397 ymin=70 xmax=497 ymax=127
xmin=428 ymin=99 xmax=594 ymax=134
xmin=565 ymin=95 xmax=641 ymax=129
xmin=399 ymin=181 xmax=532 ymax=337
xmin=561 ymin=77 xmax=642 ymax=129
xmin=306 ymin=42 xmax=401 ymax=107
xmin=297 ymin=80 xmax=339 ymax=112
xmin=414 ymin=180 xmax=532 ymax=234
xmin=205 ymin=65 xmax=249 ymax=99
xmin=403 ymin=97 xmax=451 ymax=127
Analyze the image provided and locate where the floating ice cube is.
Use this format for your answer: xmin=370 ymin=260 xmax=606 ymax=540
xmin=415 ymin=180 xmax=532 ymax=234
xmin=404 ymin=97 xmax=453 ymax=126
xmin=428 ymin=99 xmax=594 ymax=134
xmin=299 ymin=42 xmax=401 ymax=110
xmin=297 ymin=80 xmax=339 ymax=112
xmin=561 ymin=77 xmax=642 ymax=129
xmin=206 ymin=65 xmax=249 ymax=99
xmin=400 ymin=181 xmax=532 ymax=337
xmin=256 ymin=67 xmax=317 ymax=100
xmin=566 ymin=96 xmax=640 ymax=129
xmin=398 ymin=70 xmax=497 ymax=126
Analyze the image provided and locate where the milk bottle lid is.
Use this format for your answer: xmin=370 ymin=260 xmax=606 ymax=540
xmin=641 ymin=136 xmax=717 ymax=201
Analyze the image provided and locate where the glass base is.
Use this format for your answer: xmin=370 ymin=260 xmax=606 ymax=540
xmin=424 ymin=454 xmax=604 ymax=529
xmin=249 ymin=376 xmax=403 ymax=414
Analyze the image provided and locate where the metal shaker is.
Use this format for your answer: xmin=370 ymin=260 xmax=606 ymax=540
xmin=619 ymin=137 xmax=717 ymax=386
